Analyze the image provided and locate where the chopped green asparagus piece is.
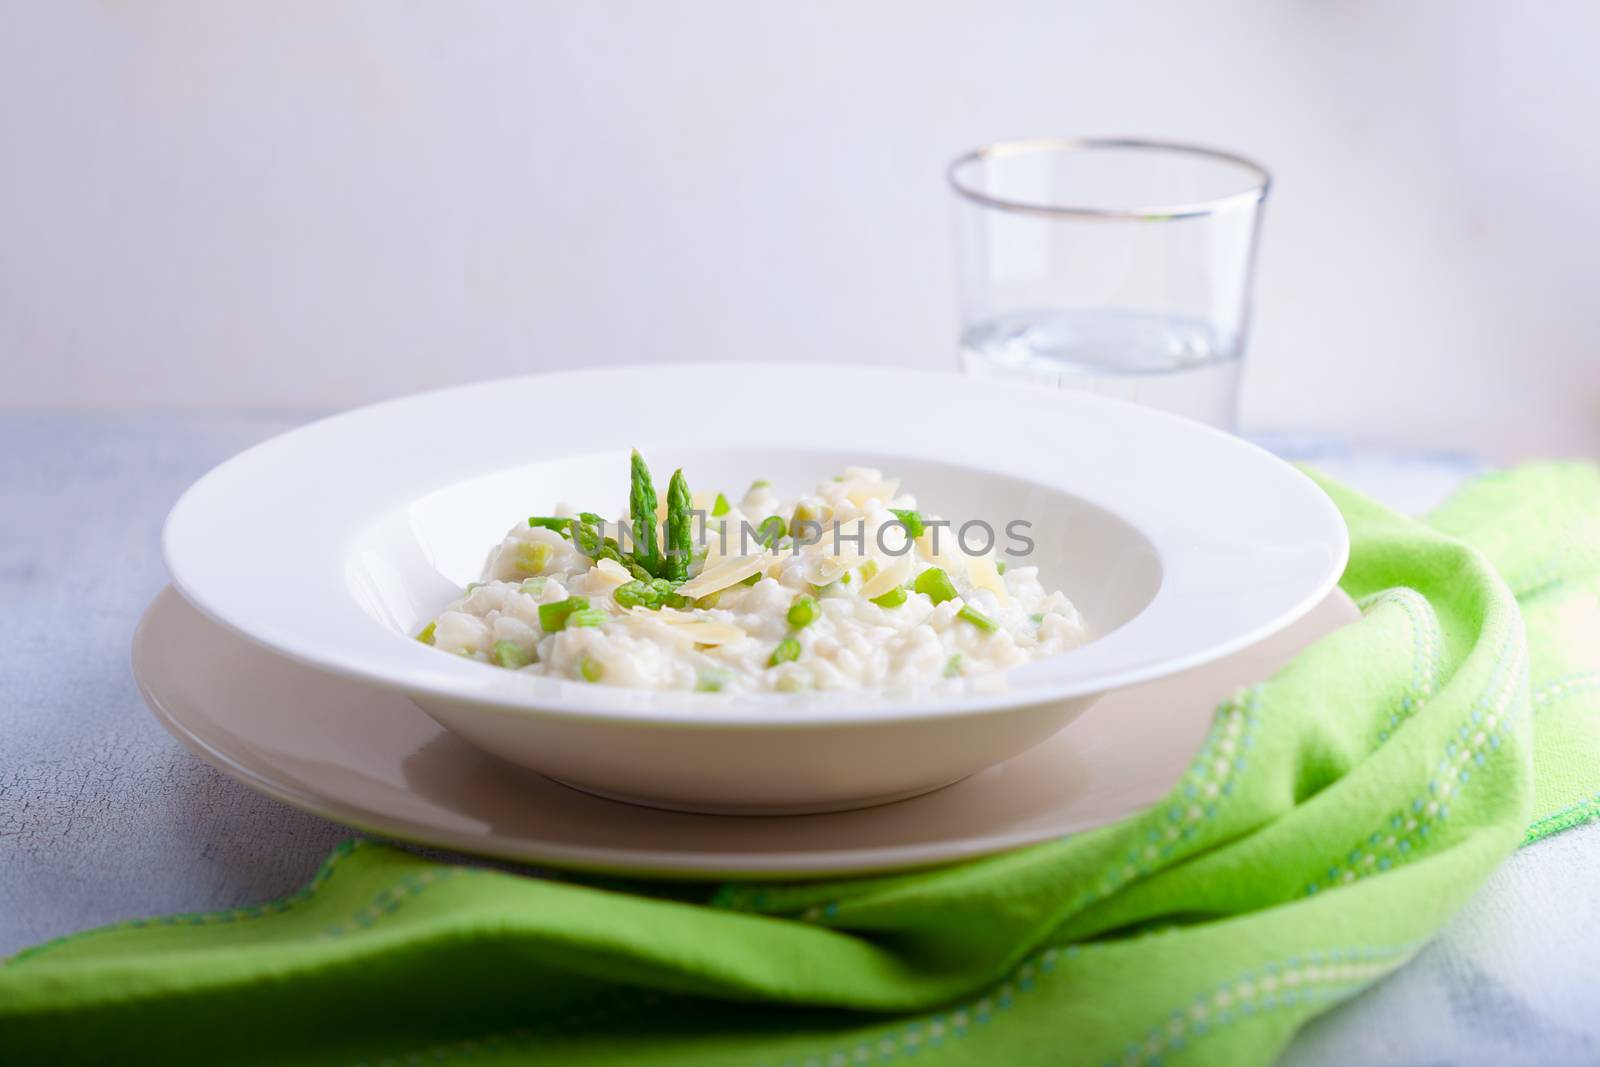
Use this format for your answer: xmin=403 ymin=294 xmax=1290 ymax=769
xmin=612 ymin=580 xmax=653 ymax=609
xmin=754 ymin=515 xmax=786 ymax=549
xmin=957 ymin=604 xmax=998 ymax=634
xmin=749 ymin=479 xmax=771 ymax=492
xmin=527 ymin=516 xmax=570 ymax=532
xmin=995 ymin=560 xmax=1007 ymax=575
xmin=711 ymin=492 xmax=731 ymax=517
xmin=665 ymin=468 xmax=693 ymax=582
xmin=741 ymin=572 xmax=762 ymax=586
xmin=518 ymin=577 xmax=548 ymax=596
xmin=415 ymin=621 xmax=437 ymax=645
xmin=515 ymin=542 xmax=553 ymax=575
xmin=492 ymin=640 xmax=532 ymax=669
xmin=696 ymin=668 xmax=730 ymax=692
xmin=630 ymin=449 xmax=662 ymax=577
xmin=577 ymin=656 xmax=605 ymax=683
xmin=914 ymin=566 xmax=959 ymax=605
xmin=870 ymin=586 xmax=908 ymax=608
xmin=944 ymin=653 xmax=964 ymax=678
xmin=768 ymin=636 xmax=802 ymax=667
xmin=890 ymin=508 xmax=926 ymax=538
xmin=787 ymin=595 xmax=819 ymax=629
xmin=538 ymin=596 xmax=590 ymax=632
xmin=565 ymin=607 xmax=609 ymax=628
xmin=1029 ymin=612 xmax=1045 ymax=624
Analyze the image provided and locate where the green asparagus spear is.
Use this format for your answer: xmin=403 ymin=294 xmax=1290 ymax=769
xmin=629 ymin=450 xmax=661 ymax=577
xmin=570 ymin=517 xmax=603 ymax=556
xmin=612 ymin=580 xmax=656 ymax=609
xmin=666 ymin=468 xmax=692 ymax=582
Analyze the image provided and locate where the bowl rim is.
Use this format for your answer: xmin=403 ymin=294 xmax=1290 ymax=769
xmin=162 ymin=363 xmax=1348 ymax=727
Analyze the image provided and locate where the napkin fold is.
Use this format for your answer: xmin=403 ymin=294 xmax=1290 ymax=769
xmin=4 ymin=465 xmax=1598 ymax=1067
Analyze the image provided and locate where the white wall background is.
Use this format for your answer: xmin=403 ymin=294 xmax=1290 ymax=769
xmin=2 ymin=1 xmax=1596 ymax=458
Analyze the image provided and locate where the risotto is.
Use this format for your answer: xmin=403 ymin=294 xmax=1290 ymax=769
xmin=417 ymin=454 xmax=1088 ymax=693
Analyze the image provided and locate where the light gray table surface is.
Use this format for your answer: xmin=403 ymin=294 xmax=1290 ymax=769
xmin=2 ymin=412 xmax=1596 ymax=1065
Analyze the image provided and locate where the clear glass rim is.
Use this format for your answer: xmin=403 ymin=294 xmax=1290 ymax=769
xmin=947 ymin=137 xmax=1272 ymax=221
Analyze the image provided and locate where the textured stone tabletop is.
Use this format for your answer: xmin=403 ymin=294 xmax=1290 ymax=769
xmin=2 ymin=413 xmax=1595 ymax=1065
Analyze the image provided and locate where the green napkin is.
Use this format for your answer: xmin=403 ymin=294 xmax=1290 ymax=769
xmin=5 ymin=465 xmax=1599 ymax=1067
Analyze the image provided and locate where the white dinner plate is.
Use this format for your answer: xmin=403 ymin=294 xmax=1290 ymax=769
xmin=161 ymin=365 xmax=1349 ymax=812
xmin=133 ymin=586 xmax=1358 ymax=879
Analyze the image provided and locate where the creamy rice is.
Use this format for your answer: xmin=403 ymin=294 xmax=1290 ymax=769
xmin=422 ymin=467 xmax=1088 ymax=693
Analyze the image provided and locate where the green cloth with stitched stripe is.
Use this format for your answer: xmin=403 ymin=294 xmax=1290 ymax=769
xmin=5 ymin=465 xmax=1599 ymax=1066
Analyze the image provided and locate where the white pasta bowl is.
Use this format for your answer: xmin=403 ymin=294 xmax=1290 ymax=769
xmin=163 ymin=364 xmax=1347 ymax=815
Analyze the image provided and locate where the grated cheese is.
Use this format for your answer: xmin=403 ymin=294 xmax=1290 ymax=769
xmin=859 ymin=555 xmax=912 ymax=600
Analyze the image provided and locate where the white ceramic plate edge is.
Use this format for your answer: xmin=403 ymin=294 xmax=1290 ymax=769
xmin=132 ymin=585 xmax=1359 ymax=880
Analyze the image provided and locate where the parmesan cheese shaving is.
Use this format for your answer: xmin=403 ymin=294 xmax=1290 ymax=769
xmin=591 ymin=558 xmax=632 ymax=587
xmin=673 ymin=621 xmax=746 ymax=646
xmin=827 ymin=531 xmax=870 ymax=565
xmin=802 ymin=556 xmax=851 ymax=586
xmin=844 ymin=478 xmax=901 ymax=509
xmin=967 ymin=557 xmax=1010 ymax=606
xmin=858 ymin=554 xmax=912 ymax=600
xmin=633 ymin=607 xmax=700 ymax=626
xmin=873 ymin=517 xmax=914 ymax=557
xmin=915 ymin=529 xmax=963 ymax=573
xmin=676 ymin=554 xmax=766 ymax=598
xmin=701 ymin=523 xmax=726 ymax=565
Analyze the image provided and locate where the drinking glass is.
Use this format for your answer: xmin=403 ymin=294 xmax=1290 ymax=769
xmin=948 ymin=138 xmax=1270 ymax=430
